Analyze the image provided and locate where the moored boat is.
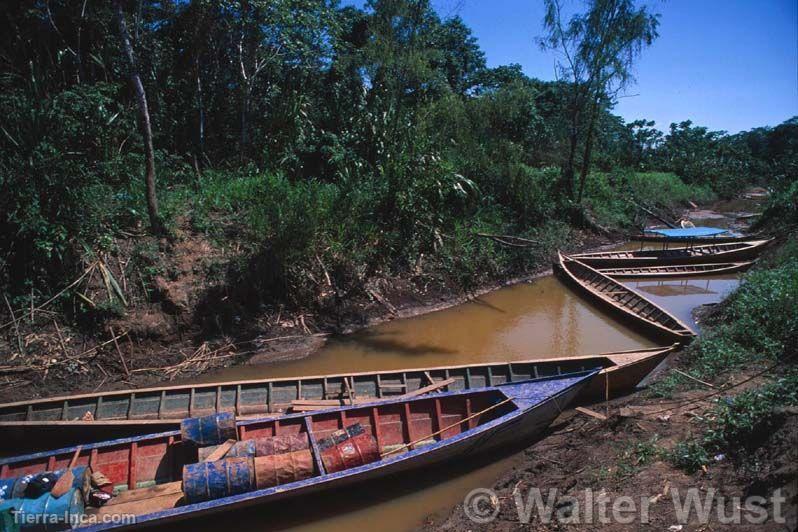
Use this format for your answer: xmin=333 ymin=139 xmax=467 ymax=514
xmin=631 ymin=227 xmax=760 ymax=244
xmin=0 ymin=370 xmax=599 ymax=530
xmin=555 ymin=252 xmax=696 ymax=343
xmin=0 ymin=346 xmax=676 ymax=452
xmin=569 ymin=239 xmax=771 ymax=268
xmin=598 ymin=261 xmax=754 ymax=279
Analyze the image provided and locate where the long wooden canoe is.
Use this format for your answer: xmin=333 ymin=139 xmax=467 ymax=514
xmin=0 ymin=346 xmax=675 ymax=452
xmin=555 ymin=252 xmax=696 ymax=343
xmin=569 ymin=239 xmax=771 ymax=268
xmin=631 ymin=232 xmax=761 ymax=244
xmin=0 ymin=371 xmax=599 ymax=530
xmin=598 ymin=261 xmax=754 ymax=279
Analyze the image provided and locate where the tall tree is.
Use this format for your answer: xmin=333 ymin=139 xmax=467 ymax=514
xmin=542 ymin=0 xmax=659 ymax=201
xmin=113 ymin=0 xmax=162 ymax=234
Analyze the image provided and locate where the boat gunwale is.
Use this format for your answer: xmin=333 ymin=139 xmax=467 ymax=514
xmin=557 ymin=252 xmax=696 ymax=338
xmin=0 ymin=347 xmax=677 ymax=429
xmin=73 ymin=370 xmax=599 ymax=531
xmin=630 ymin=231 xmax=764 ymax=243
xmin=570 ymin=239 xmax=771 ymax=261
xmin=598 ymin=261 xmax=754 ymax=278
xmin=0 ymin=346 xmax=675 ymax=412
xmin=0 ymin=369 xmax=601 ymax=467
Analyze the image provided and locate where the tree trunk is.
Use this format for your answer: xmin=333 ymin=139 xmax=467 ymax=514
xmin=561 ymin=128 xmax=578 ymax=199
xmin=560 ymin=85 xmax=586 ymax=200
xmin=195 ymin=57 xmax=205 ymax=162
xmin=576 ymin=95 xmax=601 ymax=203
xmin=240 ymin=87 xmax=249 ymax=163
xmin=113 ymin=0 xmax=162 ymax=234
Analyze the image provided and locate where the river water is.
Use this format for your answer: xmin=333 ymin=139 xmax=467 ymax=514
xmin=182 ymin=263 xmax=742 ymax=531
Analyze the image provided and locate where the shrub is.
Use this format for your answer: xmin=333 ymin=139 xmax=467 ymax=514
xmin=672 ymin=373 xmax=798 ymax=472
xmin=0 ymin=83 xmax=140 ymax=294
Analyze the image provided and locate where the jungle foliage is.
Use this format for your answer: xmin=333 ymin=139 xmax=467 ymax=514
xmin=0 ymin=0 xmax=795 ymax=308
xmin=650 ymin=240 xmax=798 ymax=472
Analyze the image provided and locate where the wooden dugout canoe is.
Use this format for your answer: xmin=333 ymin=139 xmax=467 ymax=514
xmin=0 ymin=346 xmax=676 ymax=452
xmin=598 ymin=261 xmax=754 ymax=279
xmin=569 ymin=239 xmax=771 ymax=268
xmin=630 ymin=232 xmax=761 ymax=244
xmin=0 ymin=371 xmax=599 ymax=530
xmin=555 ymin=252 xmax=696 ymax=343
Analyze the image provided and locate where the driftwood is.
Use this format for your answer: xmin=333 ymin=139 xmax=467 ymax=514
xmin=575 ymin=406 xmax=608 ymax=421
xmin=130 ymin=342 xmax=257 ymax=379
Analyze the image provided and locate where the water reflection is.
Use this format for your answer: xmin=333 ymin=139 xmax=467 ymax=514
xmin=622 ymin=275 xmax=740 ymax=331
xmin=197 ymin=276 xmax=654 ymax=383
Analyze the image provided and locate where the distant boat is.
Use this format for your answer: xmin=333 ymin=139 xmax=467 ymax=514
xmin=0 ymin=370 xmax=599 ymax=531
xmin=631 ymin=227 xmax=760 ymax=244
xmin=569 ymin=239 xmax=771 ymax=268
xmin=598 ymin=261 xmax=754 ymax=279
xmin=555 ymin=251 xmax=696 ymax=343
xmin=0 ymin=346 xmax=675 ymax=452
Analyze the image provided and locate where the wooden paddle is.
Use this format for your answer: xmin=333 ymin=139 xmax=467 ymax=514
xmin=51 ymin=446 xmax=82 ymax=498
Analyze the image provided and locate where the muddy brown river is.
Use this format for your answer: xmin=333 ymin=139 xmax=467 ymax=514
xmin=180 ymin=265 xmax=742 ymax=532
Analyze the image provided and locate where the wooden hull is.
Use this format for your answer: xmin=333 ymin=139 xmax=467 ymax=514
xmin=631 ymin=233 xmax=758 ymax=244
xmin=555 ymin=252 xmax=696 ymax=344
xmin=0 ymin=372 xmax=598 ymax=531
xmin=570 ymin=239 xmax=771 ymax=268
xmin=579 ymin=349 xmax=672 ymax=400
xmin=598 ymin=261 xmax=754 ymax=279
xmin=0 ymin=347 xmax=676 ymax=452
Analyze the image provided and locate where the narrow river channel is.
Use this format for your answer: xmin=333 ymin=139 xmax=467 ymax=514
xmin=177 ymin=264 xmax=742 ymax=532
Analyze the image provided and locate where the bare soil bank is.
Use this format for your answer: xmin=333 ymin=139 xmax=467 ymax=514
xmin=423 ymin=362 xmax=797 ymax=531
xmin=0 ymin=224 xmax=612 ymax=403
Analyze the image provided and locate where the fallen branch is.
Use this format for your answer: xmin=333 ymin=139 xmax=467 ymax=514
xmin=672 ymin=368 xmax=715 ymax=389
xmin=130 ymin=343 xmax=253 ymax=379
xmin=44 ymin=330 xmax=129 ymax=369
xmin=575 ymin=406 xmax=608 ymax=420
xmin=475 ymin=233 xmax=542 ymax=248
xmin=367 ymin=289 xmax=396 ymax=314
xmin=629 ymin=199 xmax=676 ymax=229
xmin=0 ymin=366 xmax=31 ymax=374
xmin=109 ymin=326 xmax=130 ymax=377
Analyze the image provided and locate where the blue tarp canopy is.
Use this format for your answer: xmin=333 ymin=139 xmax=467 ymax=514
xmin=643 ymin=227 xmax=729 ymax=238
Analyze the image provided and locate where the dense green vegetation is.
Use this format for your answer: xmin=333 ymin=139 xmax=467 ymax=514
xmin=650 ymin=240 xmax=798 ymax=398
xmin=646 ymin=240 xmax=798 ymax=472
xmin=1 ymin=0 xmax=795 ymax=314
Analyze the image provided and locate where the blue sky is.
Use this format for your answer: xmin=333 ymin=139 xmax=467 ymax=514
xmin=341 ymin=0 xmax=798 ymax=133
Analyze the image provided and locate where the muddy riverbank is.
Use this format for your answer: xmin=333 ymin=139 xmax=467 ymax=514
xmin=0 ymin=228 xmax=616 ymax=403
xmin=424 ymin=364 xmax=796 ymax=531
